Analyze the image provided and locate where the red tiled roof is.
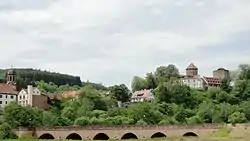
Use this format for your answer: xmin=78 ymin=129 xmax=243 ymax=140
xmin=0 ymin=83 xmax=17 ymax=94
xmin=203 ymin=76 xmax=220 ymax=85
xmin=131 ymin=89 xmax=152 ymax=99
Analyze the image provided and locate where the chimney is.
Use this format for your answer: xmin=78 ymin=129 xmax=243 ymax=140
xmin=27 ymin=85 xmax=33 ymax=106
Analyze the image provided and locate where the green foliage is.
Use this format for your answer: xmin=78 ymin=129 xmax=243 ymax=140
xmin=145 ymin=72 xmax=157 ymax=89
xmin=186 ymin=115 xmax=203 ymax=124
xmin=74 ymin=117 xmax=91 ymax=126
xmin=2 ymin=63 xmax=250 ymax=140
xmin=126 ymin=102 xmax=163 ymax=124
xmin=154 ymin=64 xmax=179 ymax=83
xmin=131 ymin=76 xmax=147 ymax=92
xmin=109 ymin=84 xmax=130 ymax=102
xmin=136 ymin=119 xmax=147 ymax=125
xmin=158 ymin=117 xmax=178 ymax=125
xmin=228 ymin=112 xmax=246 ymax=124
xmin=0 ymin=123 xmax=17 ymax=139
xmin=11 ymin=68 xmax=81 ymax=90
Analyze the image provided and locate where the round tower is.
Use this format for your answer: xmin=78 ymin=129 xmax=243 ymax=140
xmin=186 ymin=63 xmax=198 ymax=77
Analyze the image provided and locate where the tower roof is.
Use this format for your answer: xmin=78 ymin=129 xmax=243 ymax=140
xmin=7 ymin=69 xmax=16 ymax=75
xmin=187 ymin=63 xmax=198 ymax=69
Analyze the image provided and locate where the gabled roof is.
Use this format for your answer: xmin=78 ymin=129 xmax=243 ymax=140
xmin=202 ymin=76 xmax=220 ymax=85
xmin=0 ymin=83 xmax=17 ymax=94
xmin=131 ymin=89 xmax=152 ymax=99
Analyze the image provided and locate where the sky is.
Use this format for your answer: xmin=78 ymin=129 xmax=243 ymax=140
xmin=0 ymin=0 xmax=250 ymax=87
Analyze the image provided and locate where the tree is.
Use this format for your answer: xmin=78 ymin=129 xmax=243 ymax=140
xmin=145 ymin=73 xmax=157 ymax=89
xmin=228 ymin=112 xmax=246 ymax=124
xmin=154 ymin=64 xmax=179 ymax=83
xmin=240 ymin=101 xmax=250 ymax=120
xmin=154 ymin=81 xmax=193 ymax=107
xmin=126 ymin=102 xmax=163 ymax=124
xmin=109 ymin=84 xmax=131 ymax=102
xmin=131 ymin=76 xmax=147 ymax=92
xmin=0 ymin=123 xmax=17 ymax=139
xmin=220 ymin=78 xmax=232 ymax=93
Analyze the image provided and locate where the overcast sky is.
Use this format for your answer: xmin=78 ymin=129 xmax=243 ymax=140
xmin=0 ymin=0 xmax=250 ymax=87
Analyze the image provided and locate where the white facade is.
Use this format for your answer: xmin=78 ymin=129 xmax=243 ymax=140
xmin=18 ymin=85 xmax=41 ymax=107
xmin=0 ymin=93 xmax=17 ymax=108
xmin=182 ymin=75 xmax=204 ymax=89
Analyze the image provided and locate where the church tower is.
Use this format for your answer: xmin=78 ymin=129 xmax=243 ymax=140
xmin=186 ymin=63 xmax=198 ymax=77
xmin=6 ymin=69 xmax=16 ymax=85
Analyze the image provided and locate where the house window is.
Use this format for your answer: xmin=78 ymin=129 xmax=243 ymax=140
xmin=5 ymin=101 xmax=7 ymax=104
xmin=19 ymin=96 xmax=21 ymax=99
xmin=5 ymin=95 xmax=7 ymax=98
xmin=0 ymin=95 xmax=2 ymax=98
xmin=23 ymin=95 xmax=25 ymax=99
xmin=11 ymin=96 xmax=14 ymax=99
xmin=0 ymin=101 xmax=2 ymax=104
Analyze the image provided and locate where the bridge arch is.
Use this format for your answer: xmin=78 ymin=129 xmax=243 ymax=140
xmin=121 ymin=133 xmax=138 ymax=140
xmin=38 ymin=133 xmax=55 ymax=139
xmin=183 ymin=132 xmax=198 ymax=137
xmin=93 ymin=133 xmax=110 ymax=140
xmin=66 ymin=133 xmax=82 ymax=140
xmin=151 ymin=132 xmax=166 ymax=138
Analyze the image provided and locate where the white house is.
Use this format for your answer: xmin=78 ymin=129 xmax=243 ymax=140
xmin=18 ymin=85 xmax=41 ymax=107
xmin=131 ymin=89 xmax=154 ymax=103
xmin=0 ymin=84 xmax=17 ymax=108
xmin=182 ymin=75 xmax=204 ymax=89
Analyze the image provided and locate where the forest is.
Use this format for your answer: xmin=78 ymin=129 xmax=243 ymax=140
xmin=0 ymin=64 xmax=250 ymax=139
xmin=0 ymin=68 xmax=82 ymax=90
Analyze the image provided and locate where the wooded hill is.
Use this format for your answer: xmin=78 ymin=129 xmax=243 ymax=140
xmin=0 ymin=68 xmax=82 ymax=90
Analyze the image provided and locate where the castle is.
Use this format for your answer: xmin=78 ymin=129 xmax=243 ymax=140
xmin=182 ymin=63 xmax=230 ymax=89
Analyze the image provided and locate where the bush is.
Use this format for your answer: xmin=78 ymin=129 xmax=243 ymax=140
xmin=158 ymin=117 xmax=178 ymax=125
xmin=105 ymin=116 xmax=134 ymax=125
xmin=136 ymin=119 xmax=147 ymax=125
xmin=228 ymin=112 xmax=247 ymax=124
xmin=74 ymin=117 xmax=91 ymax=126
xmin=186 ymin=115 xmax=203 ymax=124
xmin=0 ymin=123 xmax=17 ymax=139
xmin=90 ymin=117 xmax=105 ymax=125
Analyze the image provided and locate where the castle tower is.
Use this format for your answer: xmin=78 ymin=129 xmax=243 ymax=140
xmin=6 ymin=69 xmax=16 ymax=85
xmin=186 ymin=63 xmax=198 ymax=77
xmin=213 ymin=68 xmax=230 ymax=80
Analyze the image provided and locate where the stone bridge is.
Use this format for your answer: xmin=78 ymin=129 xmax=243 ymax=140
xmin=14 ymin=124 xmax=247 ymax=140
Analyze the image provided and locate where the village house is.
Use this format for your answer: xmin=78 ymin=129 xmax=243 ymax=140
xmin=182 ymin=63 xmax=230 ymax=89
xmin=131 ymin=89 xmax=154 ymax=103
xmin=0 ymin=69 xmax=18 ymax=108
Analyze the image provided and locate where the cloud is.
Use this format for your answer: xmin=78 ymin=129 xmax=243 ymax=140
xmin=0 ymin=0 xmax=250 ymax=87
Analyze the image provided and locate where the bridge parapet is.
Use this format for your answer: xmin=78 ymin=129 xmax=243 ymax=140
xmin=15 ymin=124 xmax=221 ymax=131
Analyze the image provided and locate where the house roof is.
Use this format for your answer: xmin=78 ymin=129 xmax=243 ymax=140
xmin=61 ymin=90 xmax=81 ymax=99
xmin=187 ymin=63 xmax=198 ymax=69
xmin=43 ymin=93 xmax=62 ymax=100
xmin=131 ymin=89 xmax=152 ymax=99
xmin=202 ymin=76 xmax=220 ymax=85
xmin=0 ymin=83 xmax=17 ymax=94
